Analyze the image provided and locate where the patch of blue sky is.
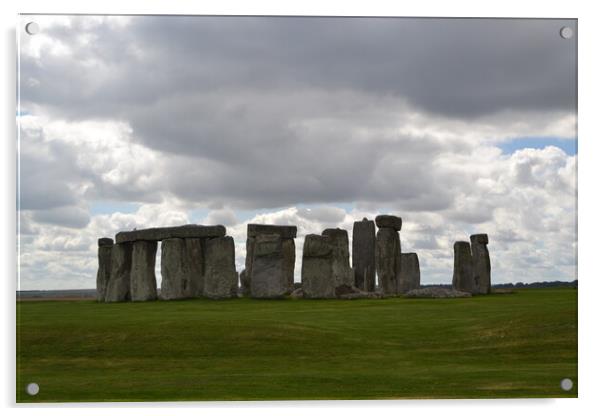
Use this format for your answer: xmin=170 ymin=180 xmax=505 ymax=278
xmin=497 ymin=136 xmax=577 ymax=156
xmin=188 ymin=208 xmax=210 ymax=223
xmin=16 ymin=110 xmax=30 ymax=117
xmin=90 ymin=201 xmax=140 ymax=215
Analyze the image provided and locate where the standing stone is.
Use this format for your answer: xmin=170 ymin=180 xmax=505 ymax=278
xmin=352 ymin=218 xmax=376 ymax=291
xmin=376 ymin=227 xmax=401 ymax=295
xmin=160 ymin=238 xmax=204 ymax=300
xmin=246 ymin=224 xmax=297 ymax=298
xmin=302 ymin=234 xmax=336 ymax=299
xmin=282 ymin=239 xmax=296 ymax=292
xmin=244 ymin=237 xmax=256 ymax=285
xmin=130 ymin=240 xmax=158 ymax=301
xmin=400 ymin=252 xmax=420 ymax=294
xmin=452 ymin=241 xmax=475 ymax=293
xmin=471 ymin=234 xmax=491 ymax=294
xmin=105 ymin=242 xmax=133 ymax=302
xmin=322 ymin=228 xmax=354 ymax=288
xmin=96 ymin=238 xmax=113 ymax=302
xmin=250 ymin=234 xmax=288 ymax=298
xmin=239 ymin=269 xmax=251 ymax=296
xmin=203 ymin=236 xmax=238 ymax=299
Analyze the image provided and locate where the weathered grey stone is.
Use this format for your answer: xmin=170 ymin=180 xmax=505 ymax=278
xmin=96 ymin=238 xmax=113 ymax=302
xmin=338 ymin=290 xmax=384 ymax=300
xmin=104 ymin=243 xmax=133 ymax=302
xmin=115 ymin=224 xmax=225 ymax=243
xmin=334 ymin=284 xmax=358 ymax=297
xmin=247 ymin=224 xmax=297 ymax=239
xmin=452 ymin=241 xmax=475 ymax=294
xmin=400 ymin=252 xmax=421 ymax=294
xmin=98 ymin=237 xmax=114 ymax=247
xmin=376 ymin=227 xmax=401 ymax=295
xmin=239 ymin=269 xmax=251 ymax=296
xmin=471 ymin=234 xmax=489 ymax=245
xmin=282 ymin=238 xmax=296 ymax=292
xmin=375 ymin=215 xmax=402 ymax=231
xmin=250 ymin=234 xmax=289 ymax=298
xmin=352 ymin=218 xmax=376 ymax=292
xmin=203 ymin=236 xmax=238 ymax=299
xmin=160 ymin=238 xmax=204 ymax=300
xmin=471 ymin=234 xmax=491 ymax=294
xmin=130 ymin=240 xmax=158 ymax=301
xmin=322 ymin=228 xmax=354 ymax=288
xmin=290 ymin=287 xmax=304 ymax=299
xmin=245 ymin=225 xmax=297 ymax=296
xmin=302 ymin=234 xmax=336 ymax=299
xmin=405 ymin=287 xmax=472 ymax=298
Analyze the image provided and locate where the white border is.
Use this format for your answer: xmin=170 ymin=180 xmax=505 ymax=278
xmin=3 ymin=1 xmax=600 ymax=415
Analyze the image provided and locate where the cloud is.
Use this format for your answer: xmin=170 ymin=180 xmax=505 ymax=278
xmin=16 ymin=15 xmax=577 ymax=289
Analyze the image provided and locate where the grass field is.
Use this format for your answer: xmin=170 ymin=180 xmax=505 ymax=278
xmin=16 ymin=288 xmax=577 ymax=402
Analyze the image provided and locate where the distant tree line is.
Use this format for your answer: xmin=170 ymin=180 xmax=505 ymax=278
xmin=423 ymin=280 xmax=577 ymax=289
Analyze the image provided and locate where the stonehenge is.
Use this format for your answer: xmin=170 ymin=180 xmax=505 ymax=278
xmin=203 ymin=236 xmax=238 ymax=299
xmin=452 ymin=234 xmax=492 ymax=295
xmin=130 ymin=240 xmax=158 ymax=301
xmin=452 ymin=241 xmax=475 ymax=293
xmin=246 ymin=224 xmax=297 ymax=298
xmin=471 ymin=234 xmax=491 ymax=294
xmin=400 ymin=253 xmax=421 ymax=294
xmin=375 ymin=215 xmax=402 ymax=295
xmin=96 ymin=238 xmax=113 ymax=302
xmin=302 ymin=234 xmax=337 ymax=298
xmin=104 ymin=242 xmax=133 ymax=302
xmin=352 ymin=218 xmax=376 ymax=291
xmin=99 ymin=225 xmax=235 ymax=302
xmin=95 ymin=217 xmax=493 ymax=303
xmin=322 ymin=228 xmax=354 ymax=288
xmin=160 ymin=238 xmax=204 ymax=300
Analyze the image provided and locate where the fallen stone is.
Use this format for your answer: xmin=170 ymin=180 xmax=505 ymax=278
xmin=115 ymin=224 xmax=225 ymax=243
xmin=338 ymin=290 xmax=384 ymax=300
xmin=203 ymin=236 xmax=238 ymax=299
xmin=375 ymin=215 xmax=402 ymax=231
xmin=247 ymin=224 xmax=297 ymax=239
xmin=105 ymin=243 xmax=133 ymax=302
xmin=130 ymin=240 xmax=158 ymax=301
xmin=400 ymin=252 xmax=421 ymax=294
xmin=452 ymin=241 xmax=475 ymax=294
xmin=290 ymin=287 xmax=304 ymax=299
xmin=160 ymin=238 xmax=204 ymax=300
xmin=471 ymin=234 xmax=491 ymax=295
xmin=302 ymin=234 xmax=336 ymax=299
xmin=405 ymin=287 xmax=472 ymax=298
xmin=334 ymin=284 xmax=359 ymax=297
xmin=322 ymin=228 xmax=354 ymax=288
xmin=250 ymin=234 xmax=288 ymax=298
xmin=352 ymin=218 xmax=376 ymax=292
xmin=376 ymin=227 xmax=401 ymax=295
xmin=96 ymin=238 xmax=113 ymax=302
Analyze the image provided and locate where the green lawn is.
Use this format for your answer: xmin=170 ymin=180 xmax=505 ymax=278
xmin=16 ymin=288 xmax=577 ymax=402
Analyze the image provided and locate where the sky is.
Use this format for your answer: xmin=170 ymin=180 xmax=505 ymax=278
xmin=17 ymin=15 xmax=577 ymax=290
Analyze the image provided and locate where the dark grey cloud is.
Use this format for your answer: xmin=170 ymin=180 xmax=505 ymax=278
xmin=32 ymin=206 xmax=91 ymax=229
xmin=22 ymin=16 xmax=576 ymax=120
xmin=19 ymin=15 xmax=576 ymax=215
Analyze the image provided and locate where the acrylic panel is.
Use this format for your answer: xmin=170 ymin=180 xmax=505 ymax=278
xmin=16 ymin=15 xmax=577 ymax=402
